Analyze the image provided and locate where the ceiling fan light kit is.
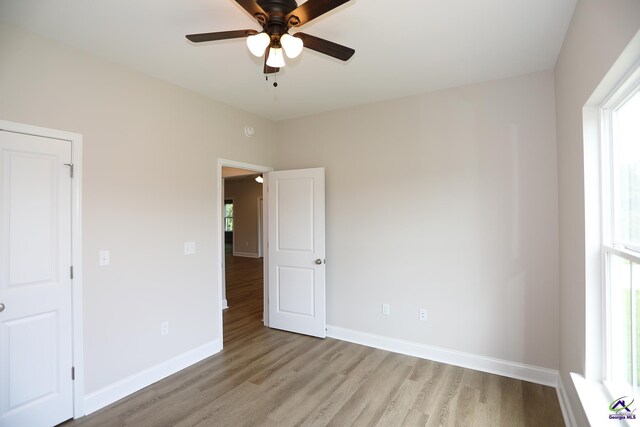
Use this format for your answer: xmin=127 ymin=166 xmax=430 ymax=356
xmin=246 ymin=32 xmax=271 ymax=56
xmin=186 ymin=0 xmax=355 ymax=79
xmin=266 ymin=46 xmax=286 ymax=68
xmin=280 ymin=33 xmax=303 ymax=58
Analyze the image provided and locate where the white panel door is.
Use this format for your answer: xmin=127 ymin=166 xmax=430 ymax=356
xmin=268 ymin=168 xmax=325 ymax=338
xmin=0 ymin=131 xmax=73 ymax=427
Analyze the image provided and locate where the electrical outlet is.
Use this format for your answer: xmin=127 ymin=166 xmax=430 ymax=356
xmin=419 ymin=308 xmax=428 ymax=321
xmin=99 ymin=250 xmax=110 ymax=266
xmin=160 ymin=321 xmax=169 ymax=335
xmin=382 ymin=303 xmax=390 ymax=316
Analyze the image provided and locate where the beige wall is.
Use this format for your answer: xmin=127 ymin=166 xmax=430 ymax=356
xmin=0 ymin=24 xmax=276 ymax=394
xmin=224 ymin=177 xmax=263 ymax=256
xmin=274 ymin=70 xmax=560 ymax=370
xmin=554 ymin=1 xmax=640 ymax=424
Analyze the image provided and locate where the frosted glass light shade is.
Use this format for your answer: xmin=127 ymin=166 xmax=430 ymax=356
xmin=255 ymin=175 xmax=264 ymax=184
xmin=246 ymin=32 xmax=270 ymax=57
xmin=266 ymin=47 xmax=286 ymax=68
xmin=281 ymin=34 xmax=304 ymax=58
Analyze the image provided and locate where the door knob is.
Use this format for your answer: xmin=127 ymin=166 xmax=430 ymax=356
xmin=0 ymin=303 xmax=5 ymax=313
xmin=315 ymin=259 xmax=322 ymax=265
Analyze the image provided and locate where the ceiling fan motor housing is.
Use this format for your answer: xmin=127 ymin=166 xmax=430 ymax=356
xmin=257 ymin=0 xmax=299 ymax=34
xmin=257 ymin=0 xmax=298 ymax=17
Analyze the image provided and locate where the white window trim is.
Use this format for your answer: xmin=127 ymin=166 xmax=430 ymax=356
xmin=576 ymin=30 xmax=640 ymax=426
xmin=600 ymin=67 xmax=640 ymax=395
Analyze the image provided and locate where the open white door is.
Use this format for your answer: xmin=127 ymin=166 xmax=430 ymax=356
xmin=0 ymin=131 xmax=74 ymax=427
xmin=267 ymin=168 xmax=325 ymax=338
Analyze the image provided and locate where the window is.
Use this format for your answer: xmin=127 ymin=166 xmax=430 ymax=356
xmin=225 ymin=201 xmax=234 ymax=232
xmin=603 ymin=79 xmax=640 ymax=392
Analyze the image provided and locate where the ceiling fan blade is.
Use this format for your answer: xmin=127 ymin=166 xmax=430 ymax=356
xmin=294 ymin=33 xmax=354 ymax=61
xmin=286 ymin=0 xmax=351 ymax=27
xmin=263 ymin=53 xmax=279 ymax=74
xmin=235 ymin=0 xmax=268 ymax=21
xmin=186 ymin=29 xmax=258 ymax=43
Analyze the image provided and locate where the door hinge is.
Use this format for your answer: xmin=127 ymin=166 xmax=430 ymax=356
xmin=71 ymin=367 xmax=75 ymax=380
xmin=64 ymin=163 xmax=74 ymax=178
xmin=70 ymin=266 xmax=74 ymax=279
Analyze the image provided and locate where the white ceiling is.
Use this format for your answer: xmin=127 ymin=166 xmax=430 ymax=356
xmin=0 ymin=0 xmax=576 ymax=121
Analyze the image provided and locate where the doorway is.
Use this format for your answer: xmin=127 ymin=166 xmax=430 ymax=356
xmin=216 ymin=160 xmax=327 ymax=345
xmin=217 ymin=160 xmax=271 ymax=345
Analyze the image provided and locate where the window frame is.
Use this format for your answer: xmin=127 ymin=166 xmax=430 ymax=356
xmin=224 ymin=199 xmax=234 ymax=232
xmin=600 ymin=69 xmax=640 ymax=394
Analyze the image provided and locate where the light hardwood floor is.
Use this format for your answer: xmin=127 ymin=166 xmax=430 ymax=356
xmin=63 ymin=249 xmax=565 ymax=426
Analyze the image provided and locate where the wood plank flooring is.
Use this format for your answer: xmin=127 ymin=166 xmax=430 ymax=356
xmin=62 ymin=248 xmax=564 ymax=426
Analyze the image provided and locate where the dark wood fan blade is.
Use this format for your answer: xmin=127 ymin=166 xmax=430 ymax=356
xmin=286 ymin=0 xmax=351 ymax=27
xmin=186 ymin=29 xmax=258 ymax=43
xmin=263 ymin=52 xmax=279 ymax=74
xmin=294 ymin=33 xmax=354 ymax=61
xmin=235 ymin=0 xmax=268 ymax=21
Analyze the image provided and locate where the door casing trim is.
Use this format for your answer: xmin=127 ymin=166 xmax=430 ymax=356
xmin=216 ymin=158 xmax=272 ymax=344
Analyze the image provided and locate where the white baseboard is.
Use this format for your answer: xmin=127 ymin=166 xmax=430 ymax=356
xmin=557 ymin=375 xmax=577 ymax=427
xmin=222 ymin=299 xmax=229 ymax=310
xmin=232 ymin=251 xmax=259 ymax=258
xmin=83 ymin=339 xmax=222 ymax=415
xmin=326 ymin=325 xmax=558 ymax=387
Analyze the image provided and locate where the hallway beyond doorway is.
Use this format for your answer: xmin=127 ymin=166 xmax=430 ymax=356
xmin=223 ymin=244 xmax=264 ymax=345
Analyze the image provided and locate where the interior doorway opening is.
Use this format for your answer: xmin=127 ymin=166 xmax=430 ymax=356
xmin=217 ymin=160 xmax=327 ymax=345
xmin=218 ymin=161 xmax=271 ymax=346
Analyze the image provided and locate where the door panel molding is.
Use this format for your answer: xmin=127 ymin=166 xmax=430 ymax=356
xmin=0 ymin=120 xmax=84 ymax=419
xmin=267 ymin=168 xmax=326 ymax=338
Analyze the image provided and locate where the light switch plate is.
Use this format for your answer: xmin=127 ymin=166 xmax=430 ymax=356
xmin=184 ymin=242 xmax=196 ymax=255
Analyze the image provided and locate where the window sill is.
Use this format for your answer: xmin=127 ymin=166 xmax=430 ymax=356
xmin=571 ymin=373 xmax=636 ymax=426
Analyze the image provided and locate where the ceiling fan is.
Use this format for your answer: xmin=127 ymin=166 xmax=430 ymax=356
xmin=186 ymin=0 xmax=355 ymax=76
